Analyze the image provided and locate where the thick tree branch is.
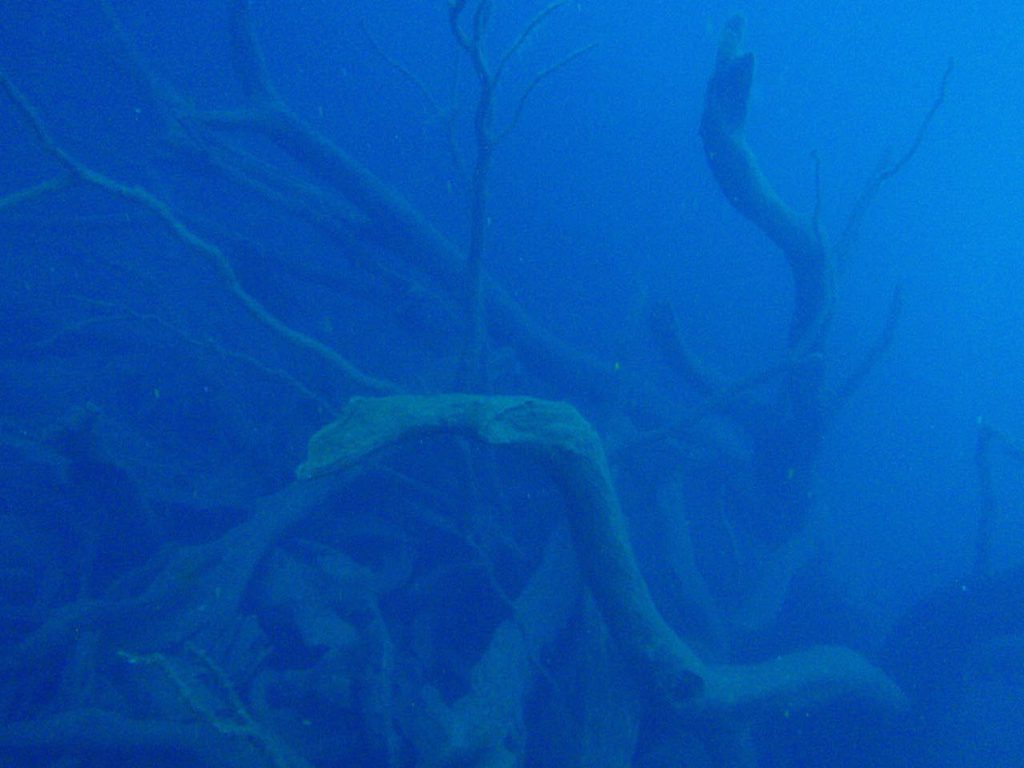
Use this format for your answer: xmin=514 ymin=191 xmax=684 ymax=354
xmin=700 ymin=15 xmax=833 ymax=351
xmin=297 ymin=394 xmax=906 ymax=722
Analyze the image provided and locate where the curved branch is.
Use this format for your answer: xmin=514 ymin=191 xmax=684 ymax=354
xmin=297 ymin=394 xmax=906 ymax=721
xmin=836 ymin=60 xmax=953 ymax=264
xmin=297 ymin=394 xmax=706 ymax=707
xmin=648 ymin=299 xmax=729 ymax=399
xmin=699 ymin=15 xmax=833 ymax=350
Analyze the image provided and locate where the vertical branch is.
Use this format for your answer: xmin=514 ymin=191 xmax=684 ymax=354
xmin=448 ymin=1 xmax=591 ymax=391
xmin=450 ymin=0 xmax=497 ymax=390
xmin=700 ymin=15 xmax=834 ymax=354
xmin=218 ymin=0 xmax=616 ymax=403
xmin=699 ymin=16 xmax=834 ymax=541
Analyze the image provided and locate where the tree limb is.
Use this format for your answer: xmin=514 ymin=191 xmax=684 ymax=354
xmin=297 ymin=394 xmax=907 ymax=722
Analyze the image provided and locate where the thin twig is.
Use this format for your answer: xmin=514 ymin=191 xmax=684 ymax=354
xmin=76 ymin=297 xmax=339 ymax=414
xmin=359 ymin=18 xmax=468 ymax=178
xmin=877 ymin=59 xmax=954 ymax=183
xmin=500 ymin=43 xmax=597 ymax=141
xmin=832 ymin=284 xmax=903 ymax=408
xmin=837 ymin=59 xmax=953 ymax=263
xmin=0 ymin=176 xmax=72 ymax=212
xmin=618 ymin=351 xmax=814 ymax=460
xmin=494 ymin=0 xmax=569 ymax=82
xmin=360 ymin=20 xmax=444 ymax=115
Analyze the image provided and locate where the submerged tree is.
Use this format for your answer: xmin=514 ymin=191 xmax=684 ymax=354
xmin=0 ymin=4 xmax=951 ymax=766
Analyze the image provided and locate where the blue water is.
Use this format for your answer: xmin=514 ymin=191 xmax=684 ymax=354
xmin=1 ymin=1 xmax=1021 ymax=766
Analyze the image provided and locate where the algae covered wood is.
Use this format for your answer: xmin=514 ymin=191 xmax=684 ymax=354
xmin=296 ymin=395 xmax=907 ymax=723
xmin=297 ymin=394 xmax=707 ymax=706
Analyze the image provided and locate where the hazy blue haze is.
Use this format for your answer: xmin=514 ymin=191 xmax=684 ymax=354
xmin=1 ymin=1 xmax=1022 ymax=765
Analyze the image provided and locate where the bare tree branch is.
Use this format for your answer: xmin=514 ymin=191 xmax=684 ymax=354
xmin=0 ymin=69 xmax=399 ymax=396
xmin=836 ymin=59 xmax=953 ymax=264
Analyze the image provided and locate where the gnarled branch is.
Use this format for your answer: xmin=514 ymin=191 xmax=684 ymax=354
xmin=297 ymin=394 xmax=906 ymax=722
